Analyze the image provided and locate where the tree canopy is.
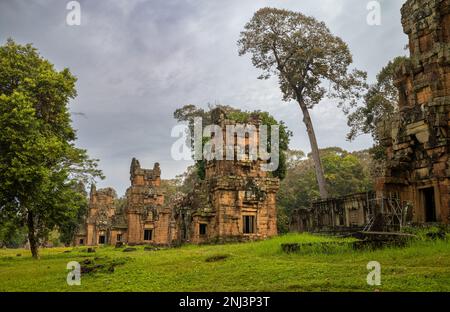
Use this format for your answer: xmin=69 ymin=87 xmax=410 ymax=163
xmin=346 ymin=57 xmax=407 ymax=142
xmin=238 ymin=8 xmax=367 ymax=109
xmin=173 ymin=104 xmax=292 ymax=180
xmin=277 ymin=147 xmax=373 ymax=231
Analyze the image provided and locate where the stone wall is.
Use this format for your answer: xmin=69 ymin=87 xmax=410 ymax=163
xmin=377 ymin=0 xmax=450 ymax=224
xmin=289 ymin=192 xmax=375 ymax=233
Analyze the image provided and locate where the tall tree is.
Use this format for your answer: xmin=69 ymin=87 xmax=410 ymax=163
xmin=238 ymin=8 xmax=367 ymax=199
xmin=0 ymin=39 xmax=102 ymax=258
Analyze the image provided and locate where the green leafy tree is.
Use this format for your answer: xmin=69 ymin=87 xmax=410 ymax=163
xmin=238 ymin=8 xmax=367 ymax=199
xmin=58 ymin=182 xmax=88 ymax=246
xmin=276 ymin=205 xmax=290 ymax=234
xmin=0 ymin=39 xmax=102 ymax=258
xmin=346 ymin=56 xmax=407 ymax=153
xmin=0 ymin=220 xmax=27 ymax=248
xmin=160 ymin=178 xmax=183 ymax=205
xmin=174 ymin=104 xmax=292 ymax=180
xmin=174 ymin=165 xmax=201 ymax=195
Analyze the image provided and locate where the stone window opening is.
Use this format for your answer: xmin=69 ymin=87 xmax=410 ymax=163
xmin=79 ymin=239 xmax=84 ymax=245
xmin=116 ymin=234 xmax=122 ymax=242
xmin=199 ymin=223 xmax=207 ymax=236
xmin=144 ymin=229 xmax=153 ymax=241
xmin=243 ymin=215 xmax=256 ymax=234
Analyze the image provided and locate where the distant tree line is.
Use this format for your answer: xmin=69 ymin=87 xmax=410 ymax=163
xmin=277 ymin=147 xmax=374 ymax=233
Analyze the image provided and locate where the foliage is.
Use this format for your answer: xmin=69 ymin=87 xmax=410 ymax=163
xmin=0 ymin=39 xmax=102 ymax=258
xmin=46 ymin=229 xmax=62 ymax=247
xmin=401 ymin=225 xmax=449 ymax=241
xmin=276 ymin=205 xmax=290 ymax=234
xmin=0 ymin=220 xmax=27 ymax=248
xmin=173 ymin=104 xmax=292 ymax=180
xmin=238 ymin=7 xmax=367 ymax=110
xmin=277 ymin=147 xmax=373 ymax=218
xmin=114 ymin=196 xmax=128 ymax=214
xmin=346 ymin=56 xmax=407 ymax=160
xmin=173 ymin=165 xmax=199 ymax=195
xmin=58 ymin=182 xmax=89 ymax=246
xmin=159 ymin=179 xmax=182 ymax=205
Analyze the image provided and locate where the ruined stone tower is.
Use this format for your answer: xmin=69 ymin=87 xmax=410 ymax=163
xmin=74 ymin=158 xmax=177 ymax=246
xmin=125 ymin=158 xmax=176 ymax=245
xmin=82 ymin=186 xmax=118 ymax=246
xmin=377 ymin=0 xmax=450 ymax=224
xmin=176 ymin=108 xmax=280 ymax=243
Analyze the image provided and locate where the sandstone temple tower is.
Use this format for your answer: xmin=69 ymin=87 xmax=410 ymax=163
xmin=74 ymin=159 xmax=176 ymax=246
xmin=80 ymin=186 xmax=118 ymax=246
xmin=377 ymin=0 xmax=450 ymax=224
xmin=125 ymin=159 xmax=176 ymax=244
xmin=175 ymin=108 xmax=280 ymax=243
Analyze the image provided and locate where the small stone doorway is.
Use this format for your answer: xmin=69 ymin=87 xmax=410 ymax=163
xmin=421 ymin=187 xmax=437 ymax=222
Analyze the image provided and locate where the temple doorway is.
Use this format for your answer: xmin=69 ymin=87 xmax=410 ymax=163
xmin=421 ymin=187 xmax=437 ymax=222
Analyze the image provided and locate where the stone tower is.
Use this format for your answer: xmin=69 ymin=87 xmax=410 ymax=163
xmin=176 ymin=108 xmax=280 ymax=243
xmin=125 ymin=158 xmax=176 ymax=244
xmin=377 ymin=0 xmax=450 ymax=224
xmin=84 ymin=186 xmax=118 ymax=245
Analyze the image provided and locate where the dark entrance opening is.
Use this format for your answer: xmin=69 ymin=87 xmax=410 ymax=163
xmin=98 ymin=235 xmax=106 ymax=244
xmin=422 ymin=187 xmax=437 ymax=222
xmin=302 ymin=219 xmax=307 ymax=231
xmin=243 ymin=216 xmax=255 ymax=234
xmin=144 ymin=229 xmax=153 ymax=241
xmin=199 ymin=223 xmax=207 ymax=236
xmin=181 ymin=214 xmax=187 ymax=240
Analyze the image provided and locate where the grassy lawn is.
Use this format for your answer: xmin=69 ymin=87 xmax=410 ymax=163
xmin=0 ymin=233 xmax=449 ymax=292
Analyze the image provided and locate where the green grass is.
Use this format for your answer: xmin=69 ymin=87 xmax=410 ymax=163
xmin=0 ymin=233 xmax=449 ymax=292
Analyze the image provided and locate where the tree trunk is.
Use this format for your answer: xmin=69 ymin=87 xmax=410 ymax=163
xmin=27 ymin=211 xmax=39 ymax=259
xmin=297 ymin=99 xmax=329 ymax=199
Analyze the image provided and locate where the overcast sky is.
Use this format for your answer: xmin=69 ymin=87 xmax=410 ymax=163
xmin=0 ymin=0 xmax=408 ymax=195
